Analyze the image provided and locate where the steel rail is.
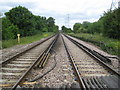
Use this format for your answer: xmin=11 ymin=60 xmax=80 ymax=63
xmin=1 ymin=35 xmax=55 ymax=66
xmin=10 ymin=34 xmax=58 ymax=90
xmin=37 ymin=33 xmax=59 ymax=68
xmin=61 ymin=35 xmax=86 ymax=89
xmin=63 ymin=34 xmax=120 ymax=77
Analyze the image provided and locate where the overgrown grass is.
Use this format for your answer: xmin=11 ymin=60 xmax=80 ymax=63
xmin=68 ymin=33 xmax=119 ymax=57
xmin=2 ymin=32 xmax=54 ymax=49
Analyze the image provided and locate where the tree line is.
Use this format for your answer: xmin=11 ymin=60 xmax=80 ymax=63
xmin=62 ymin=8 xmax=120 ymax=39
xmin=2 ymin=6 xmax=58 ymax=40
xmin=61 ymin=26 xmax=72 ymax=33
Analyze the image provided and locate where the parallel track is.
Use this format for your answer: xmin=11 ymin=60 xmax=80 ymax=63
xmin=62 ymin=34 xmax=120 ymax=89
xmin=61 ymin=35 xmax=85 ymax=88
xmin=1 ymin=34 xmax=58 ymax=89
xmin=1 ymin=33 xmax=119 ymax=89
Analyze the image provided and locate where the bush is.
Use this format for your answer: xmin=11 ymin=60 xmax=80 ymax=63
xmin=2 ymin=17 xmax=19 ymax=40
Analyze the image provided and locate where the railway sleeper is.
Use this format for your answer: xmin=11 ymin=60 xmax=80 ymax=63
xmin=64 ymin=34 xmax=112 ymax=64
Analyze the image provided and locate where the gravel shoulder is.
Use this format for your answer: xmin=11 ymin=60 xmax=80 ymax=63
xmin=1 ymin=36 xmax=56 ymax=88
xmin=0 ymin=36 xmax=53 ymax=63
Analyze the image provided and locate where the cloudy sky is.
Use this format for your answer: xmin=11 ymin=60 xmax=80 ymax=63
xmin=0 ymin=0 xmax=115 ymax=29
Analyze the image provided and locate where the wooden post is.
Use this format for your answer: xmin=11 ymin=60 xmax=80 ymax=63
xmin=17 ymin=34 xmax=20 ymax=44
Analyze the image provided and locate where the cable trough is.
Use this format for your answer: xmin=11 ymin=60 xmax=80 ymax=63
xmin=62 ymin=34 xmax=120 ymax=89
xmin=1 ymin=34 xmax=59 ymax=90
xmin=64 ymin=34 xmax=120 ymax=76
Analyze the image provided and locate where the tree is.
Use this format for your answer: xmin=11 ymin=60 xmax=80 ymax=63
xmin=102 ymin=9 xmax=120 ymax=39
xmin=62 ymin=26 xmax=72 ymax=33
xmin=82 ymin=21 xmax=91 ymax=29
xmin=5 ymin=6 xmax=35 ymax=36
xmin=42 ymin=27 xmax=48 ymax=32
xmin=2 ymin=6 xmax=58 ymax=40
xmin=2 ymin=17 xmax=19 ymax=40
xmin=72 ymin=8 xmax=120 ymax=39
xmin=47 ymin=17 xmax=55 ymax=32
xmin=73 ymin=23 xmax=88 ymax=33
xmin=73 ymin=23 xmax=82 ymax=33
xmin=53 ymin=25 xmax=59 ymax=33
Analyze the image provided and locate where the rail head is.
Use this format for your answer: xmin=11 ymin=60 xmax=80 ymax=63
xmin=12 ymin=34 xmax=59 ymax=89
xmin=61 ymin=34 xmax=86 ymax=88
xmin=63 ymin=34 xmax=120 ymax=77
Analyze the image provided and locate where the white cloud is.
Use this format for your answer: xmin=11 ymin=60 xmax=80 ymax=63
xmin=0 ymin=0 xmax=113 ymax=29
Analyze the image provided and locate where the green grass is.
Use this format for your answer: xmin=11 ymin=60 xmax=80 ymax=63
xmin=68 ymin=33 xmax=119 ymax=57
xmin=2 ymin=32 xmax=54 ymax=49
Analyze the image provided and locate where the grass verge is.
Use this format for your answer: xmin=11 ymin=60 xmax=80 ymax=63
xmin=68 ymin=33 xmax=119 ymax=57
xmin=2 ymin=32 xmax=54 ymax=49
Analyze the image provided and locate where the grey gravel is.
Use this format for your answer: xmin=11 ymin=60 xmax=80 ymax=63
xmin=25 ymin=35 xmax=75 ymax=88
xmin=62 ymin=35 xmax=111 ymax=77
xmin=66 ymin=35 xmax=120 ymax=73
xmin=0 ymin=36 xmax=53 ymax=63
xmin=1 ymin=36 xmax=56 ymax=87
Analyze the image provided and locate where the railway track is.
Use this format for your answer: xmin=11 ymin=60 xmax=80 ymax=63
xmin=61 ymin=34 xmax=120 ymax=89
xmin=1 ymin=33 xmax=119 ymax=89
xmin=0 ymin=34 xmax=59 ymax=89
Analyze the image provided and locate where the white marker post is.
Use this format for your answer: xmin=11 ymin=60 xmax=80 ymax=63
xmin=17 ymin=34 xmax=20 ymax=44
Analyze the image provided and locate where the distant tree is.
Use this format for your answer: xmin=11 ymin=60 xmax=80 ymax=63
xmin=86 ymin=21 xmax=102 ymax=34
xmin=82 ymin=21 xmax=91 ymax=29
xmin=73 ymin=23 xmax=82 ymax=33
xmin=62 ymin=26 xmax=72 ymax=33
xmin=53 ymin=25 xmax=59 ymax=33
xmin=73 ymin=23 xmax=88 ymax=33
xmin=47 ymin=17 xmax=55 ymax=32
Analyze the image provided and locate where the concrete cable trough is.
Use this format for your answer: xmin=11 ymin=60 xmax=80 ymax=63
xmin=62 ymin=34 xmax=120 ymax=89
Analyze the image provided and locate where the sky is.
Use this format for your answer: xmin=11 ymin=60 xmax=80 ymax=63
xmin=0 ymin=0 xmax=117 ymax=29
